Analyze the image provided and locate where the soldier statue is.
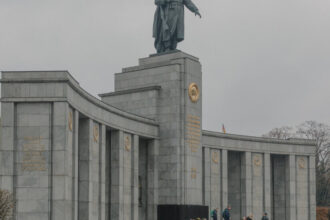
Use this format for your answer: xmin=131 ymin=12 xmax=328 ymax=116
xmin=153 ymin=0 xmax=201 ymax=53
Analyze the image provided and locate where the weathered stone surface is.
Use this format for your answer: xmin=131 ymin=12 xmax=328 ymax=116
xmin=0 ymin=51 xmax=316 ymax=220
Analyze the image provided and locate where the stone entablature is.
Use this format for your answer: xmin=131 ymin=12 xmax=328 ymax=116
xmin=202 ymin=130 xmax=316 ymax=155
xmin=1 ymin=71 xmax=159 ymax=139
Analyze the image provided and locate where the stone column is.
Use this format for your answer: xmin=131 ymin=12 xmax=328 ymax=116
xmin=52 ymin=103 xmax=76 ymax=220
xmin=147 ymin=139 xmax=159 ymax=220
xmin=251 ymin=153 xmax=264 ymax=217
xmin=0 ymin=102 xmax=15 ymax=220
xmin=296 ymin=156 xmax=309 ymax=220
xmin=78 ymin=118 xmax=93 ymax=220
xmin=210 ymin=149 xmax=221 ymax=212
xmin=309 ymin=156 xmax=316 ymax=220
xmin=100 ymin=125 xmax=107 ymax=220
xmin=203 ymin=147 xmax=210 ymax=208
xmin=221 ymin=149 xmax=228 ymax=211
xmin=111 ymin=130 xmax=124 ymax=220
xmin=0 ymin=103 xmax=14 ymax=192
xmin=13 ymin=103 xmax=53 ymax=220
xmin=73 ymin=110 xmax=79 ymax=220
xmin=286 ymin=155 xmax=296 ymax=220
xmin=263 ymin=153 xmax=272 ymax=216
xmin=122 ymin=133 xmax=132 ymax=220
xmin=91 ymin=122 xmax=101 ymax=220
xmin=132 ymin=134 xmax=139 ymax=220
xmin=243 ymin=151 xmax=252 ymax=216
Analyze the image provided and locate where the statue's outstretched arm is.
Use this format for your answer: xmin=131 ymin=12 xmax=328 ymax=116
xmin=183 ymin=0 xmax=201 ymax=18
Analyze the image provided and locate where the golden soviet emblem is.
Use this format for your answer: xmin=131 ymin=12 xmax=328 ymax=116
xmin=188 ymin=83 xmax=200 ymax=103
xmin=212 ymin=151 xmax=219 ymax=164
xmin=125 ymin=135 xmax=131 ymax=152
xmin=68 ymin=111 xmax=73 ymax=132
xmin=299 ymin=158 xmax=306 ymax=169
xmin=253 ymin=155 xmax=262 ymax=167
xmin=93 ymin=125 xmax=99 ymax=143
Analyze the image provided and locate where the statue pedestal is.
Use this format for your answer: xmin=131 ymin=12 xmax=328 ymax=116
xmin=101 ymin=51 xmax=204 ymax=208
xmin=158 ymin=205 xmax=208 ymax=220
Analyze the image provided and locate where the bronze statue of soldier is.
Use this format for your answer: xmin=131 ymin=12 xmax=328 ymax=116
xmin=153 ymin=0 xmax=201 ymax=53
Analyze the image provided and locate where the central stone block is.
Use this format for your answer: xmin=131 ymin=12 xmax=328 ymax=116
xmin=102 ymin=51 xmax=203 ymax=206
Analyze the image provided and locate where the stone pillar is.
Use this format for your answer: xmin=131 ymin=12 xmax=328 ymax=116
xmin=0 ymin=103 xmax=14 ymax=192
xmin=13 ymin=103 xmax=53 ymax=220
xmin=203 ymin=147 xmax=211 ymax=208
xmin=243 ymin=151 xmax=252 ymax=216
xmin=113 ymin=52 xmax=203 ymax=206
xmin=99 ymin=125 xmax=107 ymax=220
xmin=263 ymin=153 xmax=271 ymax=216
xmin=105 ymin=129 xmax=111 ymax=220
xmin=147 ymin=139 xmax=159 ymax=220
xmin=78 ymin=118 xmax=93 ymax=220
xmin=309 ymin=156 xmax=316 ymax=220
xmin=0 ymin=102 xmax=15 ymax=220
xmin=251 ymin=153 xmax=263 ymax=217
xmin=91 ymin=122 xmax=101 ymax=220
xmin=296 ymin=156 xmax=309 ymax=220
xmin=73 ymin=110 xmax=79 ymax=220
xmin=132 ymin=135 xmax=139 ymax=220
xmin=1 ymin=102 xmax=77 ymax=220
xmin=111 ymin=130 xmax=124 ymax=220
xmin=221 ymin=149 xmax=228 ymax=211
xmin=210 ymin=149 xmax=221 ymax=212
xmin=286 ymin=155 xmax=296 ymax=220
xmin=122 ymin=133 xmax=133 ymax=220
xmin=52 ymin=102 xmax=75 ymax=220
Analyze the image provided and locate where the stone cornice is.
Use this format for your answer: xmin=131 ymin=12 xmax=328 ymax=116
xmin=99 ymin=86 xmax=161 ymax=97
xmin=202 ymin=130 xmax=316 ymax=146
xmin=0 ymin=71 xmax=159 ymax=127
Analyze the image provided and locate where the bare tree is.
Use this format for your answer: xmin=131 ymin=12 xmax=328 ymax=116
xmin=0 ymin=189 xmax=14 ymax=220
xmin=296 ymin=121 xmax=330 ymax=206
xmin=296 ymin=121 xmax=330 ymax=167
xmin=262 ymin=126 xmax=295 ymax=139
xmin=263 ymin=121 xmax=330 ymax=206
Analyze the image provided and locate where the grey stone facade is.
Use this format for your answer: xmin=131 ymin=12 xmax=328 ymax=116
xmin=0 ymin=51 xmax=316 ymax=220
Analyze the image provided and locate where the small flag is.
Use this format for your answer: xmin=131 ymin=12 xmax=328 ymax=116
xmin=222 ymin=124 xmax=226 ymax=134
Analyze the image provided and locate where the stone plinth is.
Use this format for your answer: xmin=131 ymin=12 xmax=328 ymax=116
xmin=101 ymin=51 xmax=203 ymax=206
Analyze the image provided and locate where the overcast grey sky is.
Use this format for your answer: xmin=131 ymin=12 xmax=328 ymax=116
xmin=1 ymin=0 xmax=329 ymax=136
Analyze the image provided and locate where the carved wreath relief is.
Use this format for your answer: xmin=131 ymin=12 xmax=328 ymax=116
xmin=93 ymin=125 xmax=99 ymax=143
xmin=188 ymin=83 xmax=200 ymax=103
xmin=125 ymin=135 xmax=131 ymax=152
xmin=212 ymin=151 xmax=219 ymax=164
xmin=68 ymin=111 xmax=73 ymax=132
xmin=253 ymin=155 xmax=262 ymax=167
xmin=298 ymin=158 xmax=306 ymax=169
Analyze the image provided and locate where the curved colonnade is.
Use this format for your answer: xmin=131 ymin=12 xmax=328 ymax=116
xmin=1 ymin=71 xmax=159 ymax=220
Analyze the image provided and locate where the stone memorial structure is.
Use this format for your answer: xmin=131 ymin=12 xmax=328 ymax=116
xmin=0 ymin=51 xmax=316 ymax=220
